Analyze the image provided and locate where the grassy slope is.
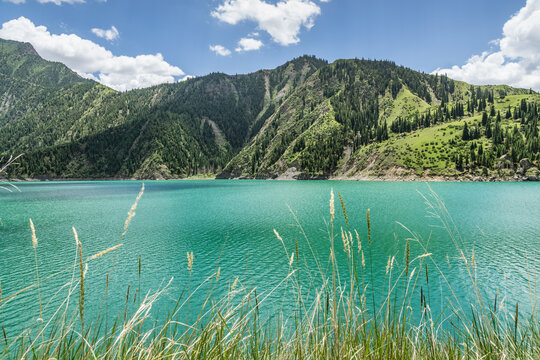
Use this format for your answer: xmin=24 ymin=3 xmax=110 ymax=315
xmin=347 ymin=93 xmax=540 ymax=179
xmin=379 ymin=86 xmax=431 ymax=125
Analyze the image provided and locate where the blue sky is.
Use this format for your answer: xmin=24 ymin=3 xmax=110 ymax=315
xmin=1 ymin=0 xmax=538 ymax=91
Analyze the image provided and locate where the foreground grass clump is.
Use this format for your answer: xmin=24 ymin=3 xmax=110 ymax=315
xmin=0 ymin=183 xmax=538 ymax=359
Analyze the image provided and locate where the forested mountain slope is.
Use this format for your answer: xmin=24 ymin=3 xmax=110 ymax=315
xmin=1 ymin=38 xmax=539 ymax=180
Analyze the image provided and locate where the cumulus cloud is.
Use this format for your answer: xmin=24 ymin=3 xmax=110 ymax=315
xmin=434 ymin=0 xmax=540 ymax=91
xmin=235 ymin=37 xmax=263 ymax=52
xmin=209 ymin=44 xmax=232 ymax=56
xmin=212 ymin=0 xmax=321 ymax=46
xmin=91 ymin=26 xmax=119 ymax=41
xmin=38 ymin=0 xmax=85 ymax=4
xmin=0 ymin=17 xmax=185 ymax=91
xmin=4 ymin=0 xmax=85 ymax=3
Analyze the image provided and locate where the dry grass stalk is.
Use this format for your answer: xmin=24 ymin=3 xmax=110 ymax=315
xmin=366 ymin=209 xmax=371 ymax=245
xmin=76 ymin=229 xmax=84 ymax=334
xmin=72 ymin=226 xmax=79 ymax=246
xmin=295 ymin=238 xmax=299 ymax=266
xmin=340 ymin=227 xmax=351 ymax=256
xmin=29 ymin=218 xmax=37 ymax=248
xmin=515 ymin=302 xmax=519 ymax=338
xmin=87 ymin=244 xmax=124 ymax=261
xmin=338 ymin=192 xmax=349 ymax=228
xmin=30 ymin=218 xmax=43 ymax=324
xmin=405 ymin=240 xmax=410 ymax=277
xmin=0 ymin=154 xmax=23 ymax=174
xmin=355 ymin=229 xmax=361 ymax=253
xmin=121 ymin=183 xmax=145 ymax=239
xmin=330 ymin=189 xmax=335 ymax=223
xmin=187 ymin=251 xmax=194 ymax=272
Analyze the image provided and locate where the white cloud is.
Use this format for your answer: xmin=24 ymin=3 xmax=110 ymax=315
xmin=91 ymin=26 xmax=119 ymax=41
xmin=212 ymin=0 xmax=321 ymax=46
xmin=0 ymin=17 xmax=185 ymax=91
xmin=434 ymin=0 xmax=540 ymax=91
xmin=37 ymin=0 xmax=85 ymax=4
xmin=209 ymin=44 xmax=232 ymax=56
xmin=235 ymin=37 xmax=263 ymax=52
xmin=179 ymin=75 xmax=196 ymax=82
xmin=4 ymin=0 xmax=86 ymax=3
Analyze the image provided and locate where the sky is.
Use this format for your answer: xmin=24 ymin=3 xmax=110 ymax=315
xmin=0 ymin=0 xmax=539 ymax=92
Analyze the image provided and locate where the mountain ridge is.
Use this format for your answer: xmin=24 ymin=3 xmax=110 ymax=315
xmin=1 ymin=38 xmax=539 ymax=181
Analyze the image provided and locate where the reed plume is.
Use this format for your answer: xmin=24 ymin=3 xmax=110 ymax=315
xmin=121 ymin=183 xmax=145 ymax=239
xmin=87 ymin=244 xmax=123 ymax=261
xmin=273 ymin=229 xmax=283 ymax=243
xmin=76 ymin=228 xmax=84 ymax=335
xmin=340 ymin=227 xmax=351 ymax=256
xmin=330 ymin=189 xmax=335 ymax=223
xmin=338 ymin=192 xmax=349 ymax=228
xmin=29 ymin=218 xmax=37 ymax=248
xmin=187 ymin=251 xmax=194 ymax=272
xmin=29 ymin=218 xmax=43 ymax=324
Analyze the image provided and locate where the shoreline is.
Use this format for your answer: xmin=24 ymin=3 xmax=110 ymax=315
xmin=1 ymin=174 xmax=535 ymax=182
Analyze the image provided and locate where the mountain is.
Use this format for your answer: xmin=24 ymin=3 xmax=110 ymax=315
xmin=1 ymin=38 xmax=539 ymax=181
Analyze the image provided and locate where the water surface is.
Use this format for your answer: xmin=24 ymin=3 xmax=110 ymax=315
xmin=0 ymin=180 xmax=538 ymax=334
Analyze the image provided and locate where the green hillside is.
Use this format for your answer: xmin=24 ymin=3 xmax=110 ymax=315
xmin=222 ymin=59 xmax=539 ymax=180
xmin=1 ymin=39 xmax=539 ymax=180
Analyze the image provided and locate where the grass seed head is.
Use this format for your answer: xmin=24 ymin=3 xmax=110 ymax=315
xmin=187 ymin=251 xmax=194 ymax=272
xmin=29 ymin=219 xmax=37 ymax=248
xmin=330 ymin=188 xmax=335 ymax=223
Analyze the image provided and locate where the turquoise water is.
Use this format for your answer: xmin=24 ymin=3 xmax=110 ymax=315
xmin=0 ymin=180 xmax=538 ymax=335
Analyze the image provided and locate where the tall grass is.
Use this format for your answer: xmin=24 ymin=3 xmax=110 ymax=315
xmin=0 ymin=182 xmax=538 ymax=359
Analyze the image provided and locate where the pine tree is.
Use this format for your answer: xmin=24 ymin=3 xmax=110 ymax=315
xmin=462 ymin=122 xmax=470 ymax=141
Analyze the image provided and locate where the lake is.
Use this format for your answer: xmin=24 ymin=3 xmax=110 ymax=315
xmin=0 ymin=180 xmax=538 ymax=336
